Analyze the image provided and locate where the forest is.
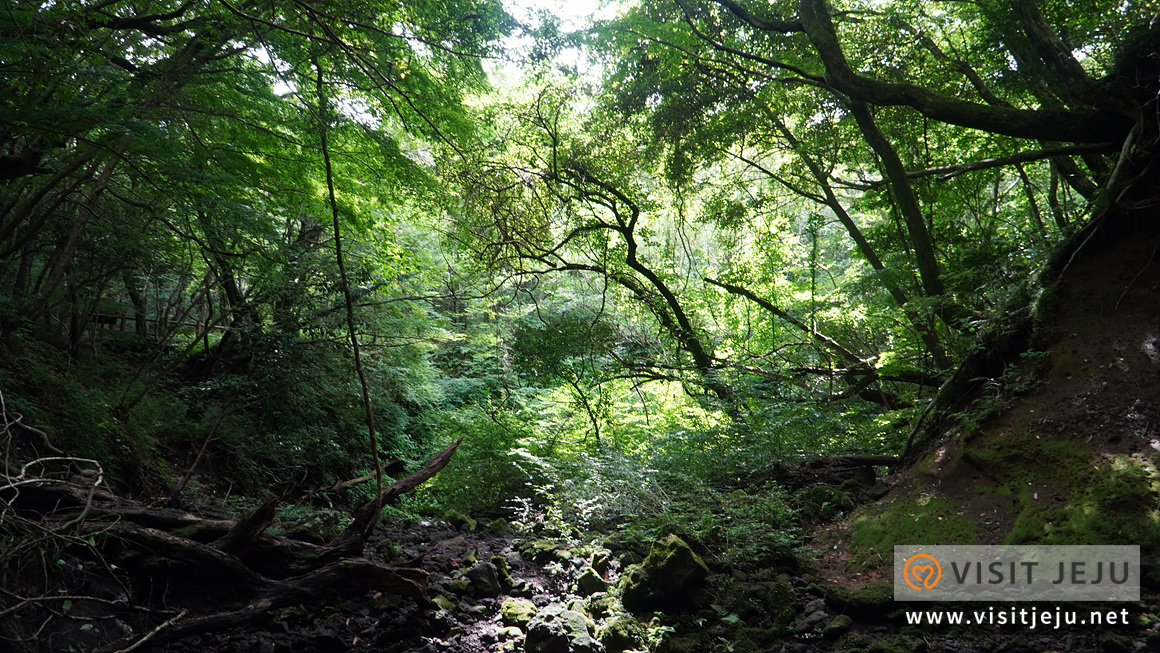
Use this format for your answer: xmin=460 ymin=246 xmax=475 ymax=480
xmin=1 ymin=0 xmax=1159 ymax=650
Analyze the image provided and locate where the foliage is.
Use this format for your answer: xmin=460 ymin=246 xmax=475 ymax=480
xmin=1 ymin=0 xmax=1157 ymax=628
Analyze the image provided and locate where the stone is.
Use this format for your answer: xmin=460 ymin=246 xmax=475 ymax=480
xmin=597 ymin=614 xmax=645 ymax=653
xmin=793 ymin=610 xmax=828 ymax=633
xmin=491 ymin=555 xmax=514 ymax=590
xmin=486 ymin=518 xmax=513 ymax=534
xmin=822 ymin=614 xmax=853 ymax=640
xmin=655 ymin=635 xmax=701 ymax=653
xmin=587 ymin=593 xmax=617 ymax=619
xmin=525 ymin=603 xmax=602 ymax=653
xmin=591 ymin=549 xmax=613 ymax=575
xmin=466 ymin=562 xmax=503 ymax=598
xmin=498 ymin=626 xmax=524 ymax=639
xmin=576 ymin=567 xmax=609 ymax=597
xmin=501 ymin=597 xmax=538 ymax=629
xmin=621 ymin=534 xmax=709 ymax=613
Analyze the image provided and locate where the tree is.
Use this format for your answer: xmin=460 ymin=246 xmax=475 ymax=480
xmin=557 ymin=0 xmax=1154 ymax=410
xmin=0 ymin=0 xmax=514 ymax=488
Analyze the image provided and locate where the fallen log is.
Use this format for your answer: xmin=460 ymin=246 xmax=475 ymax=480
xmin=0 ymin=437 xmax=465 ymax=653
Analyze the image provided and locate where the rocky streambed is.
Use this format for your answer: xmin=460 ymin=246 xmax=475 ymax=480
xmin=155 ymin=513 xmax=1160 ymax=653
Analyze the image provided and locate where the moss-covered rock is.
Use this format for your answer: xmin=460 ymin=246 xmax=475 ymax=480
xmin=654 ymin=634 xmax=704 ymax=653
xmin=576 ymin=567 xmax=609 ymax=597
xmin=492 ymin=555 xmax=514 ymax=590
xmin=521 ymin=538 xmax=563 ymax=564
xmin=443 ymin=509 xmax=477 ymax=531
xmin=587 ymin=593 xmax=617 ymax=620
xmin=525 ymin=603 xmax=600 ymax=653
xmin=501 ymin=597 xmax=538 ymax=629
xmin=591 ymin=549 xmax=613 ymax=575
xmin=621 ymin=534 xmax=709 ymax=613
xmin=485 ymin=518 xmax=513 ymax=534
xmin=734 ymin=626 xmax=780 ymax=652
xmin=762 ymin=577 xmax=797 ymax=625
xmin=433 ymin=595 xmax=457 ymax=613
xmin=597 ymin=614 xmax=646 ymax=652
xmin=466 ymin=561 xmax=504 ymax=598
xmin=822 ymin=614 xmax=853 ymax=640
xmin=868 ymin=634 xmax=926 ymax=653
xmin=825 ymin=581 xmax=894 ymax=615
xmin=1098 ymin=632 xmax=1133 ymax=653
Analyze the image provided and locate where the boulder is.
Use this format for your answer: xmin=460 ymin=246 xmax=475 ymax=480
xmin=466 ymin=561 xmax=504 ymax=598
xmin=621 ymin=534 xmax=708 ymax=613
xmin=597 ymin=614 xmax=645 ymax=653
xmin=576 ymin=567 xmax=609 ymax=597
xmin=500 ymin=597 xmax=538 ymax=628
xmin=525 ymin=603 xmax=602 ymax=653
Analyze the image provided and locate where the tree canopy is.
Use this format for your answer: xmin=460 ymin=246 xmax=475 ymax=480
xmin=2 ymin=0 xmax=1160 ymax=648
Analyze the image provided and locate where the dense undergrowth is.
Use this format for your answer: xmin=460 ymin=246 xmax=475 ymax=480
xmin=0 ymin=314 xmax=896 ymax=572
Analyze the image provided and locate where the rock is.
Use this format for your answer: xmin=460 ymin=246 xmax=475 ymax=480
xmin=868 ymin=635 xmax=927 ymax=653
xmin=793 ymin=610 xmax=828 ymax=633
xmin=466 ymin=562 xmax=503 ymax=598
xmin=597 ymin=614 xmax=645 ymax=653
xmin=443 ymin=510 xmax=477 ymax=531
xmin=501 ymin=597 xmax=538 ymax=629
xmin=486 ymin=518 xmax=513 ymax=534
xmin=521 ymin=539 xmax=563 ymax=564
xmin=510 ymin=578 xmax=536 ymax=598
xmin=497 ymin=626 xmax=524 ymax=640
xmin=492 ymin=555 xmax=514 ymax=590
xmin=822 ymin=614 xmax=853 ymax=640
xmin=448 ymin=579 xmax=471 ymax=594
xmin=655 ymin=635 xmax=701 ymax=653
xmin=825 ymin=581 xmax=894 ymax=615
xmin=621 ymin=534 xmax=709 ymax=613
xmin=576 ymin=567 xmax=609 ymax=597
xmin=591 ymin=549 xmax=613 ymax=575
xmin=525 ymin=603 xmax=602 ymax=653
xmin=433 ymin=595 xmax=456 ymax=613
xmin=587 ymin=593 xmax=617 ymax=619
xmin=1098 ymin=633 xmax=1133 ymax=653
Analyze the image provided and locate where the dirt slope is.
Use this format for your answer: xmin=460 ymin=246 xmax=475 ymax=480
xmin=819 ymin=212 xmax=1160 ymax=579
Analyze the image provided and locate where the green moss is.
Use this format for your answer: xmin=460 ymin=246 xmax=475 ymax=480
xmin=443 ymin=509 xmax=477 ymax=531
xmin=170 ymin=522 xmax=230 ymax=542
xmin=1006 ymin=454 xmax=1160 ymax=552
xmin=822 ymin=614 xmax=853 ymax=640
xmin=597 ymin=614 xmax=646 ymax=653
xmin=763 ymin=577 xmax=797 ymax=625
xmin=868 ymin=634 xmax=925 ymax=653
xmin=825 ymin=581 xmax=893 ymax=614
xmin=500 ymin=597 xmax=537 ymax=628
xmin=847 ymin=494 xmax=979 ymax=569
xmin=734 ymin=626 xmax=779 ymax=651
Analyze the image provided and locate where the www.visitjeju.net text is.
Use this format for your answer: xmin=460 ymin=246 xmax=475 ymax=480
xmin=904 ymin=607 xmax=1131 ymax=629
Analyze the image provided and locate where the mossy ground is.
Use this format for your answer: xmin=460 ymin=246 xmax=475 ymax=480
xmin=818 ymin=219 xmax=1160 ymax=580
